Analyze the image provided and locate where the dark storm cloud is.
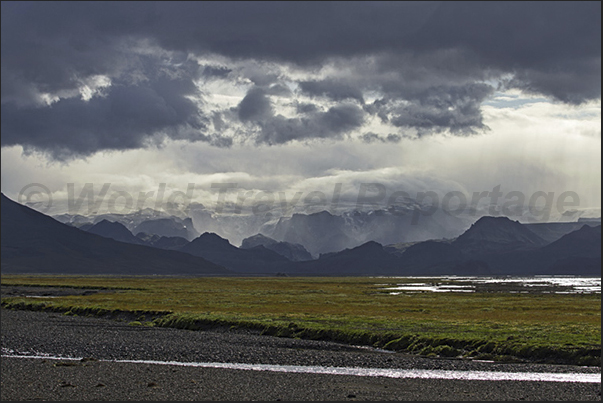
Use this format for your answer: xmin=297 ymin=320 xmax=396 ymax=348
xmin=1 ymin=1 xmax=600 ymax=157
xmin=237 ymin=87 xmax=273 ymax=122
xmin=318 ymin=104 xmax=365 ymax=133
xmin=145 ymin=2 xmax=601 ymax=103
xmin=504 ymin=60 xmax=602 ymax=105
xmin=1 ymin=77 xmax=210 ymax=160
xmin=4 ymin=2 xmax=598 ymax=94
xmin=234 ymin=84 xmax=366 ymax=145
xmin=389 ymin=83 xmax=494 ymax=135
xmin=299 ymin=80 xmax=365 ymax=103
xmin=410 ymin=2 xmax=601 ymax=104
xmin=257 ymin=104 xmax=366 ymax=145
xmin=3 ymin=1 xmax=599 ymax=99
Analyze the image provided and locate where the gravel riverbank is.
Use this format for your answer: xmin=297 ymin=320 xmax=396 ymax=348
xmin=1 ymin=308 xmax=600 ymax=401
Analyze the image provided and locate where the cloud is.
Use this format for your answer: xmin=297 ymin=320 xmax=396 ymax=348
xmin=1 ymin=76 xmax=211 ymax=159
xmin=296 ymin=103 xmax=319 ymax=114
xmin=233 ymin=84 xmax=366 ymax=145
xmin=3 ymin=2 xmax=599 ymax=97
xmin=388 ymin=83 xmax=494 ymax=135
xmin=201 ymin=65 xmax=232 ymax=79
xmin=2 ymin=90 xmax=600 ymax=215
xmin=361 ymin=133 xmax=402 ymax=144
xmin=265 ymin=84 xmax=292 ymax=97
xmin=299 ymin=80 xmax=365 ymax=103
xmin=257 ymin=104 xmax=366 ymax=145
xmin=237 ymin=87 xmax=273 ymax=122
xmin=1 ymin=2 xmax=600 ymax=158
xmin=504 ymin=60 xmax=602 ymax=105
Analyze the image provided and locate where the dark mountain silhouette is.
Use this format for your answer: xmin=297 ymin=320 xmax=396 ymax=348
xmin=524 ymin=221 xmax=600 ymax=243
xmin=454 ymin=219 xmax=601 ymax=275
xmin=392 ymin=217 xmax=600 ymax=276
xmin=399 ymin=240 xmax=465 ymax=275
xmin=384 ymin=237 xmax=457 ymax=258
xmin=178 ymin=232 xmax=296 ymax=274
xmin=86 ymin=219 xmax=147 ymax=245
xmin=1 ymin=193 xmax=229 ymax=275
xmin=5 ymin=193 xmax=597 ymax=277
xmin=240 ymin=234 xmax=312 ymax=261
xmin=517 ymin=224 xmax=602 ymax=275
xmin=452 ymin=216 xmax=548 ymax=255
xmin=296 ymin=241 xmax=407 ymax=276
xmin=541 ymin=224 xmax=601 ymax=258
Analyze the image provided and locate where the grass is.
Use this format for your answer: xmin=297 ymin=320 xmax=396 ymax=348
xmin=1 ymin=275 xmax=600 ymax=366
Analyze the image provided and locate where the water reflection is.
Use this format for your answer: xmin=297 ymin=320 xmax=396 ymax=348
xmin=1 ymin=350 xmax=600 ymax=383
xmin=377 ymin=276 xmax=601 ymax=294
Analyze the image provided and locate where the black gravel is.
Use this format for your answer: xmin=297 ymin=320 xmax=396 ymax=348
xmin=1 ymin=308 xmax=601 ymax=401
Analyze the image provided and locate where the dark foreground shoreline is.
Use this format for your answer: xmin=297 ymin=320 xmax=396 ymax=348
xmin=1 ymin=308 xmax=600 ymax=401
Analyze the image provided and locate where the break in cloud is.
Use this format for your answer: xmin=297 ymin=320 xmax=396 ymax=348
xmin=1 ymin=2 xmax=600 ymax=159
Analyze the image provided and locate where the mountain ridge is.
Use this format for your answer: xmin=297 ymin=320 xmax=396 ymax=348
xmin=240 ymin=234 xmax=312 ymax=261
xmin=86 ymin=219 xmax=147 ymax=245
xmin=1 ymin=193 xmax=230 ymax=276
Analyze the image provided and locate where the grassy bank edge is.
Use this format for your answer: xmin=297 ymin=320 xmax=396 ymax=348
xmin=2 ymin=299 xmax=600 ymax=367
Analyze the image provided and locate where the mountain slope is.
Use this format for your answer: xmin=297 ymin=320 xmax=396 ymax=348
xmin=452 ymin=216 xmax=548 ymax=255
xmin=393 ymin=217 xmax=600 ymax=276
xmin=399 ymin=240 xmax=465 ymax=274
xmin=297 ymin=241 xmax=407 ymax=276
xmin=1 ymin=194 xmax=229 ymax=275
xmin=524 ymin=221 xmax=601 ymax=243
xmin=178 ymin=232 xmax=295 ymax=274
xmin=86 ymin=219 xmax=147 ymax=245
xmin=522 ymin=224 xmax=601 ymax=275
xmin=240 ymin=234 xmax=312 ymax=261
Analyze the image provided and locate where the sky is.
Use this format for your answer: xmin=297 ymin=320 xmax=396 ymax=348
xmin=1 ymin=1 xmax=601 ymax=221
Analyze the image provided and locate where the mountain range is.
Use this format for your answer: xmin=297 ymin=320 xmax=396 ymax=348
xmin=269 ymin=208 xmax=470 ymax=257
xmin=86 ymin=219 xmax=147 ymax=246
xmin=178 ymin=232 xmax=296 ymax=274
xmin=1 ymin=194 xmax=229 ymax=276
xmin=55 ymin=210 xmax=200 ymax=241
xmin=2 ymin=193 xmax=600 ymax=276
xmin=393 ymin=217 xmax=601 ymax=276
xmin=240 ymin=234 xmax=313 ymax=262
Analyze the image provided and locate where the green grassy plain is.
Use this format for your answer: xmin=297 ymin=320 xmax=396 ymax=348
xmin=1 ymin=275 xmax=600 ymax=366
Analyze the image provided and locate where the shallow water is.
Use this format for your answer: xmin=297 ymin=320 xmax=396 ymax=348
xmin=377 ymin=276 xmax=601 ymax=294
xmin=2 ymin=349 xmax=600 ymax=383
